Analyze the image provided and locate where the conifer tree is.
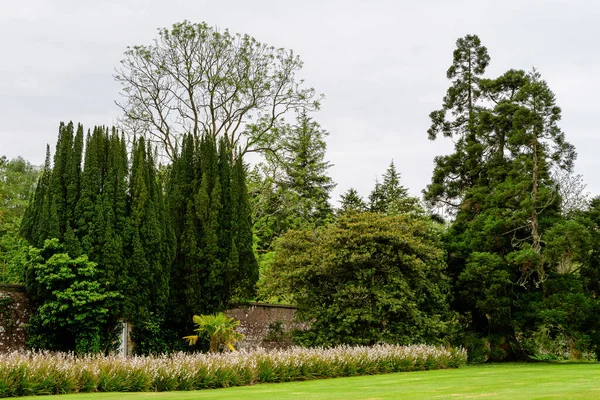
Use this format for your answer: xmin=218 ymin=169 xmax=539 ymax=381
xmin=125 ymin=137 xmax=173 ymax=333
xmin=425 ymin=34 xmax=490 ymax=210
xmin=427 ymin=36 xmax=582 ymax=358
xmin=369 ymin=161 xmax=420 ymax=215
xmin=232 ymin=154 xmax=258 ymax=301
xmin=279 ymin=112 xmax=336 ymax=225
xmin=338 ymin=188 xmax=367 ymax=214
xmin=22 ymin=122 xmax=257 ymax=352
xmin=166 ymin=134 xmax=258 ymax=338
xmin=20 ymin=146 xmax=51 ymax=246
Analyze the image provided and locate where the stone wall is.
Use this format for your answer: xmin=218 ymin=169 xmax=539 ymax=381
xmin=0 ymin=285 xmax=297 ymax=353
xmin=0 ymin=284 xmax=30 ymax=352
xmin=226 ymin=303 xmax=298 ymax=350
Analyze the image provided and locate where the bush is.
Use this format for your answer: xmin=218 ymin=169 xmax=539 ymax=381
xmin=0 ymin=344 xmax=467 ymax=397
xmin=266 ymin=213 xmax=456 ymax=347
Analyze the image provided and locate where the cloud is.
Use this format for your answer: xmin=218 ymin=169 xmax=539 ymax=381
xmin=1 ymin=0 xmax=599 ymax=203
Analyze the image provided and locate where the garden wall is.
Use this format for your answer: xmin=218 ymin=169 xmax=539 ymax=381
xmin=0 ymin=284 xmax=30 ymax=352
xmin=226 ymin=302 xmax=298 ymax=350
xmin=0 ymin=285 xmax=297 ymax=353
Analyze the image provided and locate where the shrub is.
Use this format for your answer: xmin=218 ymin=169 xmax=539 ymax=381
xmin=0 ymin=344 xmax=466 ymax=397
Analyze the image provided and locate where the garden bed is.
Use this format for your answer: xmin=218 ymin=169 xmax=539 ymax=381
xmin=0 ymin=344 xmax=466 ymax=398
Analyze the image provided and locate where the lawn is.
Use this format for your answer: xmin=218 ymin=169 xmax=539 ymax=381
xmin=14 ymin=363 xmax=600 ymax=399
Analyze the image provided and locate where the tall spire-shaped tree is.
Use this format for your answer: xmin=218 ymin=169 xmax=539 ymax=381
xmin=369 ymin=161 xmax=420 ymax=215
xmin=425 ymin=34 xmax=490 ymax=210
xmin=338 ymin=188 xmax=367 ymax=214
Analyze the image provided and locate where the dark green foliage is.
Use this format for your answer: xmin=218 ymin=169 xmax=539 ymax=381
xmin=25 ymin=239 xmax=121 ymax=354
xmin=338 ymin=188 xmax=367 ymax=214
xmin=369 ymin=161 xmax=421 ymax=215
xmin=427 ymin=35 xmax=598 ymax=360
xmin=456 ymin=252 xmax=512 ymax=335
xmin=166 ymin=134 xmax=258 ymax=339
xmin=22 ymin=124 xmax=192 ymax=353
xmin=21 ymin=123 xmax=178 ymax=353
xmin=124 ymin=137 xmax=174 ymax=347
xmin=425 ymin=35 xmax=490 ymax=208
xmin=267 ymin=212 xmax=455 ymax=347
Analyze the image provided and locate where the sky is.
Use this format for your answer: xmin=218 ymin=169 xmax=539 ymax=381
xmin=1 ymin=0 xmax=599 ymax=205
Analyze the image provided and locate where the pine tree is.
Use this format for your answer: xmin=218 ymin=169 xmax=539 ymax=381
xmin=338 ymin=188 xmax=367 ymax=214
xmin=425 ymin=34 xmax=490 ymax=210
xmin=369 ymin=161 xmax=420 ymax=215
xmin=279 ymin=112 xmax=336 ymax=226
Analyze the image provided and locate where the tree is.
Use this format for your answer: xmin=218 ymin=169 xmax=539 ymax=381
xmin=265 ymin=212 xmax=455 ymax=346
xmin=425 ymin=34 xmax=490 ymax=211
xmin=166 ymin=134 xmax=258 ymax=338
xmin=511 ymin=69 xmax=576 ymax=261
xmin=338 ymin=188 xmax=367 ymax=214
xmin=125 ymin=137 xmax=174 ymax=336
xmin=552 ymin=168 xmax=589 ymax=216
xmin=25 ymin=239 xmax=121 ymax=354
xmin=115 ymin=20 xmax=322 ymax=160
xmin=250 ymin=114 xmax=335 ymax=302
xmin=20 ymin=123 xmax=178 ymax=353
xmin=183 ymin=312 xmax=244 ymax=352
xmin=369 ymin=161 xmax=421 ymax=215
xmin=278 ymin=112 xmax=336 ymax=225
xmin=0 ymin=156 xmax=40 ymax=233
xmin=425 ymin=36 xmax=586 ymax=359
xmin=0 ymin=156 xmax=40 ymax=283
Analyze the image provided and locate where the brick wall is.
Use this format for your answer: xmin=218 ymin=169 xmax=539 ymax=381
xmin=226 ymin=303 xmax=299 ymax=350
xmin=0 ymin=284 xmax=30 ymax=352
xmin=0 ymin=285 xmax=297 ymax=353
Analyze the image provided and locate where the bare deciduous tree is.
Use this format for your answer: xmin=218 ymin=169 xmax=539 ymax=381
xmin=115 ymin=21 xmax=322 ymax=160
xmin=552 ymin=167 xmax=590 ymax=216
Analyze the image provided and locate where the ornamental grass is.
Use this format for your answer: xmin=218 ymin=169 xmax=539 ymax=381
xmin=0 ymin=344 xmax=467 ymax=398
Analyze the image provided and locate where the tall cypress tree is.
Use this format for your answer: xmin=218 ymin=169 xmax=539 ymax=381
xmin=233 ymin=154 xmax=258 ymax=301
xmin=20 ymin=146 xmax=51 ymax=246
xmin=166 ymin=134 xmax=258 ymax=339
xmin=23 ymin=123 xmax=258 ymax=352
xmin=125 ymin=137 xmax=173 ymax=325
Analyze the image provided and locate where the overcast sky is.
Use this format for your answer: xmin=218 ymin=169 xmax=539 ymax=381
xmin=1 ymin=0 xmax=599 ymax=204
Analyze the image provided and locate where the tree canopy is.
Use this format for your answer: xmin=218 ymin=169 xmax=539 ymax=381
xmin=115 ymin=20 xmax=322 ymax=160
xmin=264 ymin=212 xmax=455 ymax=347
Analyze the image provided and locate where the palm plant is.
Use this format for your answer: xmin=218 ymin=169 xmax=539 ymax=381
xmin=183 ymin=312 xmax=245 ymax=352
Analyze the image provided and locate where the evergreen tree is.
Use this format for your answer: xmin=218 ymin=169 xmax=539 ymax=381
xmin=279 ymin=112 xmax=336 ymax=225
xmin=427 ymin=36 xmax=584 ymax=359
xmin=166 ymin=134 xmax=258 ymax=340
xmin=232 ymin=154 xmax=258 ymax=302
xmin=425 ymin=34 xmax=490 ymax=211
xmin=369 ymin=161 xmax=421 ymax=215
xmin=338 ymin=188 xmax=367 ymax=214
xmin=124 ymin=137 xmax=174 ymax=348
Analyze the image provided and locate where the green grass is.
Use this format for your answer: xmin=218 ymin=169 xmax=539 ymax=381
xmin=15 ymin=363 xmax=600 ymax=400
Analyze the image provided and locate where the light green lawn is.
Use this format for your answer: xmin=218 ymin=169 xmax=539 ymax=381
xmin=16 ymin=363 xmax=600 ymax=400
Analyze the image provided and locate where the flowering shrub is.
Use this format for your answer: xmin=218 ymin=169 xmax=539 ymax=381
xmin=0 ymin=344 xmax=467 ymax=397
